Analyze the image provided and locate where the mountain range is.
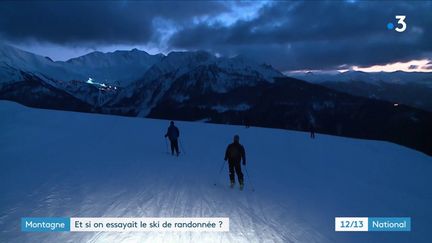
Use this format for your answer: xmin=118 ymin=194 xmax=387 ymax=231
xmin=0 ymin=44 xmax=431 ymax=155
xmin=290 ymin=71 xmax=432 ymax=112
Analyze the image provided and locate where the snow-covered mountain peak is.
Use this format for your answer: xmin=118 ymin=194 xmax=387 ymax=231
xmin=0 ymin=43 xmax=52 ymax=68
xmin=65 ymin=48 xmax=163 ymax=69
xmin=154 ymin=50 xmax=283 ymax=81
xmin=49 ymin=49 xmax=163 ymax=86
xmin=164 ymin=50 xmax=215 ymax=66
xmin=214 ymin=55 xmax=284 ymax=82
xmin=0 ymin=43 xmax=85 ymax=84
xmin=137 ymin=50 xmax=217 ymax=80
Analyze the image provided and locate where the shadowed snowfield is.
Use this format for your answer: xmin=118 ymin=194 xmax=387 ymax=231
xmin=0 ymin=101 xmax=431 ymax=243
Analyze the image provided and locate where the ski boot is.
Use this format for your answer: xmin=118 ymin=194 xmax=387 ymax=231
xmin=230 ymin=181 xmax=235 ymax=188
xmin=239 ymin=182 xmax=244 ymax=191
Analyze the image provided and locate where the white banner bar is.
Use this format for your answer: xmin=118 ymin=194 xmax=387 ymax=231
xmin=70 ymin=217 xmax=229 ymax=232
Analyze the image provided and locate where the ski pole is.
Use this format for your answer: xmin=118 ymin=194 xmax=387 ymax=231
xmin=214 ymin=160 xmax=226 ymax=186
xmin=165 ymin=137 xmax=169 ymax=154
xmin=244 ymin=166 xmax=255 ymax=192
xmin=179 ymin=139 xmax=186 ymax=155
xmin=218 ymin=160 xmax=226 ymax=175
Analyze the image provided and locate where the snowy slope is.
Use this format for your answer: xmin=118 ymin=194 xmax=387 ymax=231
xmin=0 ymin=101 xmax=431 ymax=243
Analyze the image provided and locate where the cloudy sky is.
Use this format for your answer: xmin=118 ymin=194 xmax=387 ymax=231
xmin=0 ymin=1 xmax=431 ymax=72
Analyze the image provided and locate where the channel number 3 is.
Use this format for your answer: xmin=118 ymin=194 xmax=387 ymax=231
xmin=395 ymin=15 xmax=407 ymax=33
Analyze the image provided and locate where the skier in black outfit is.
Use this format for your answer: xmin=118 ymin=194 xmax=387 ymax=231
xmin=224 ymin=135 xmax=246 ymax=189
xmin=309 ymin=123 xmax=316 ymax=139
xmin=164 ymin=121 xmax=180 ymax=156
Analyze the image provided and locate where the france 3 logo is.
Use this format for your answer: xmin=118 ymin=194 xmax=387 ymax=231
xmin=387 ymin=15 xmax=407 ymax=33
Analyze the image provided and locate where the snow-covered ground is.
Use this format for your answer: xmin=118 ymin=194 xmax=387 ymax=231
xmin=0 ymin=101 xmax=431 ymax=243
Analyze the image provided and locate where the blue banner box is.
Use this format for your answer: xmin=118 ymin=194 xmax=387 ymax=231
xmin=368 ymin=217 xmax=411 ymax=232
xmin=21 ymin=217 xmax=70 ymax=232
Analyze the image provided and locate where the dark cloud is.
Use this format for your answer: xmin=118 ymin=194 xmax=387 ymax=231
xmin=169 ymin=1 xmax=432 ymax=70
xmin=1 ymin=1 xmax=431 ymax=71
xmin=0 ymin=1 xmax=228 ymax=45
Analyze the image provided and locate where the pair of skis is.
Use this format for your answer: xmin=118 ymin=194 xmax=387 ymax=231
xmin=230 ymin=182 xmax=244 ymax=191
xmin=214 ymin=182 xmax=251 ymax=191
xmin=214 ymin=161 xmax=255 ymax=192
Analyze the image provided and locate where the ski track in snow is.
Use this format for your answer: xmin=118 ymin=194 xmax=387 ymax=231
xmin=0 ymin=101 xmax=431 ymax=243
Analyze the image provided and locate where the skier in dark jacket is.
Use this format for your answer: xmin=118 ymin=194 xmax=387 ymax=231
xmin=224 ymin=135 xmax=246 ymax=189
xmin=309 ymin=123 xmax=315 ymax=139
xmin=164 ymin=121 xmax=180 ymax=156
